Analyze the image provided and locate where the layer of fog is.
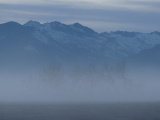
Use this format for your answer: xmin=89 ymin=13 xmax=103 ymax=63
xmin=0 ymin=62 xmax=160 ymax=103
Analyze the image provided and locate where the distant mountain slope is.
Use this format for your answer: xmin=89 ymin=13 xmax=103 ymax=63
xmin=0 ymin=21 xmax=160 ymax=69
xmin=128 ymin=44 xmax=160 ymax=66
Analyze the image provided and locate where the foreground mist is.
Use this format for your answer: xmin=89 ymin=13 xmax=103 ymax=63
xmin=0 ymin=61 xmax=160 ymax=103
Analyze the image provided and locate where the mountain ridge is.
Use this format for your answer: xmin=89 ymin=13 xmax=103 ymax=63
xmin=0 ymin=20 xmax=160 ymax=68
xmin=3 ymin=20 xmax=159 ymax=34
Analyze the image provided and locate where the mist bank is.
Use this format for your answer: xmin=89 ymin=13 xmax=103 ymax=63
xmin=0 ymin=61 xmax=160 ymax=103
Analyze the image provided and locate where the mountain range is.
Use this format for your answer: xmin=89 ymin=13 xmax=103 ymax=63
xmin=0 ymin=20 xmax=160 ymax=70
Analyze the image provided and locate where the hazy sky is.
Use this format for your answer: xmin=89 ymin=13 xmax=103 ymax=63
xmin=0 ymin=0 xmax=160 ymax=32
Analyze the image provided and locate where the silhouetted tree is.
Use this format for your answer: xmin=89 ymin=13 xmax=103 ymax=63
xmin=85 ymin=63 xmax=98 ymax=88
xmin=41 ymin=62 xmax=64 ymax=86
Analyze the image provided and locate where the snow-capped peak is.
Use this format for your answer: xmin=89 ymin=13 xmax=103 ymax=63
xmin=24 ymin=20 xmax=41 ymax=27
xmin=72 ymin=22 xmax=83 ymax=28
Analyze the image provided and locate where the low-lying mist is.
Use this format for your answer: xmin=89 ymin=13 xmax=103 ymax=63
xmin=0 ymin=61 xmax=160 ymax=103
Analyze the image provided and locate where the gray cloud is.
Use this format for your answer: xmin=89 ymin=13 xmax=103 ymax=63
xmin=0 ymin=3 xmax=160 ymax=32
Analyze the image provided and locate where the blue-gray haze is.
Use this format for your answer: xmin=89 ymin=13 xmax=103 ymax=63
xmin=1 ymin=1 xmax=160 ymax=119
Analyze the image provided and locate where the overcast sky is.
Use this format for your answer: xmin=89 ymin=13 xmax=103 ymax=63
xmin=0 ymin=0 xmax=160 ymax=32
